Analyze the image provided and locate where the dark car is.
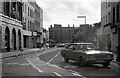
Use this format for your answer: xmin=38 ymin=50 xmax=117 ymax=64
xmin=61 ymin=43 xmax=113 ymax=67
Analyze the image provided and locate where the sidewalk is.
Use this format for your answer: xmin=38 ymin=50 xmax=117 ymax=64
xmin=110 ymin=53 xmax=120 ymax=74
xmin=112 ymin=53 xmax=120 ymax=65
xmin=0 ymin=48 xmax=43 ymax=59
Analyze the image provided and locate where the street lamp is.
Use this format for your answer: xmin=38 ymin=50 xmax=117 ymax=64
xmin=77 ymin=16 xmax=86 ymax=24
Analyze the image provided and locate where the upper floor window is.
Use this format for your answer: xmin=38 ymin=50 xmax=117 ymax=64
xmin=117 ymin=4 xmax=119 ymax=22
xmin=113 ymin=7 xmax=115 ymax=24
xmin=3 ymin=2 xmax=10 ymax=16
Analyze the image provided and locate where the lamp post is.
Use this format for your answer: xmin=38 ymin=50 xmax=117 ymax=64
xmin=77 ymin=16 xmax=86 ymax=24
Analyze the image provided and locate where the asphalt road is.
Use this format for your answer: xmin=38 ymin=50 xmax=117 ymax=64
xmin=38 ymin=48 xmax=120 ymax=78
xmin=1 ymin=48 xmax=120 ymax=78
xmin=2 ymin=48 xmax=61 ymax=78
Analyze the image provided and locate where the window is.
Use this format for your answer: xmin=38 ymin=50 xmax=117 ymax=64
xmin=108 ymin=2 xmax=110 ymax=7
xmin=28 ymin=7 xmax=29 ymax=16
xmin=25 ymin=4 xmax=27 ymax=13
xmin=106 ymin=15 xmax=107 ymax=24
xmin=68 ymin=45 xmax=74 ymax=50
xmin=28 ymin=20 xmax=29 ymax=30
xmin=4 ymin=2 xmax=10 ymax=16
xmin=117 ymin=4 xmax=119 ymax=22
xmin=108 ymin=13 xmax=110 ymax=23
xmin=113 ymin=7 xmax=115 ymax=24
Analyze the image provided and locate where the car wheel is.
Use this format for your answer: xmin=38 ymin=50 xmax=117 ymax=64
xmin=64 ymin=56 xmax=69 ymax=62
xmin=79 ymin=57 xmax=86 ymax=66
xmin=102 ymin=62 xmax=110 ymax=67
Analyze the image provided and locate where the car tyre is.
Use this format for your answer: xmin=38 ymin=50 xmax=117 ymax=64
xmin=64 ymin=56 xmax=69 ymax=62
xmin=102 ymin=62 xmax=110 ymax=67
xmin=79 ymin=57 xmax=86 ymax=66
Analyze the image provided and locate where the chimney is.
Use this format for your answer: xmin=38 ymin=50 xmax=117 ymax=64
xmin=50 ymin=25 xmax=52 ymax=28
xmin=73 ymin=24 xmax=74 ymax=27
xmin=68 ymin=24 xmax=70 ymax=27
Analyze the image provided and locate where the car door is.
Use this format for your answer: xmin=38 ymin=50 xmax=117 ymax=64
xmin=70 ymin=45 xmax=80 ymax=60
xmin=67 ymin=45 xmax=74 ymax=60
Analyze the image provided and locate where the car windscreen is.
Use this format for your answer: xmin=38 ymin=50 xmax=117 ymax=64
xmin=74 ymin=44 xmax=97 ymax=50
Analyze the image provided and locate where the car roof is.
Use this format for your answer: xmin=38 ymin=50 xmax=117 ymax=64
xmin=70 ymin=43 xmax=92 ymax=45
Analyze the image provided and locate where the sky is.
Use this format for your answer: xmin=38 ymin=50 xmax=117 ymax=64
xmin=35 ymin=0 xmax=101 ymax=30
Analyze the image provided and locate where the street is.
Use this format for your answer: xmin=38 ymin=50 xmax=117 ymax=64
xmin=1 ymin=48 xmax=119 ymax=78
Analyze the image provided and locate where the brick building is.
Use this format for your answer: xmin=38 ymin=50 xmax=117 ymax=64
xmin=49 ymin=24 xmax=75 ymax=43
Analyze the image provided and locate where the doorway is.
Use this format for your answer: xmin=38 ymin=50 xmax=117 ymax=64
xmin=5 ymin=27 xmax=10 ymax=52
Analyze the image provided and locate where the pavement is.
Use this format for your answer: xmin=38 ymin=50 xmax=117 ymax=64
xmin=0 ymin=48 xmax=43 ymax=59
xmin=110 ymin=53 xmax=120 ymax=74
xmin=0 ymin=48 xmax=120 ymax=75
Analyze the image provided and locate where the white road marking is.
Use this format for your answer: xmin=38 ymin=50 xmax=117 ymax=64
xmin=55 ymin=54 xmax=58 ymax=58
xmin=19 ymin=63 xmax=30 ymax=66
xmin=50 ymin=64 xmax=62 ymax=69
xmin=37 ymin=48 xmax=60 ymax=57
xmin=4 ymin=62 xmax=19 ymax=65
xmin=72 ymin=73 xmax=82 ymax=76
xmin=53 ymin=72 xmax=62 ymax=77
xmin=47 ymin=58 xmax=54 ymax=63
xmin=69 ymin=70 xmax=78 ymax=73
xmin=47 ymin=52 xmax=61 ymax=64
xmin=37 ymin=53 xmax=64 ymax=70
xmin=27 ymin=59 xmax=43 ymax=72
xmin=69 ymin=70 xmax=86 ymax=78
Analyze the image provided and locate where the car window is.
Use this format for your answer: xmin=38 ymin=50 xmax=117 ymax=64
xmin=68 ymin=45 xmax=73 ymax=49
xmin=68 ymin=45 xmax=75 ymax=50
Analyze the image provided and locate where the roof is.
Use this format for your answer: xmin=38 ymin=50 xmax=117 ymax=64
xmin=70 ymin=43 xmax=92 ymax=45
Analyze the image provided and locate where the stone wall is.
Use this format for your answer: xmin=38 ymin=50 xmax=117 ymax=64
xmin=0 ymin=13 xmax=23 ymax=52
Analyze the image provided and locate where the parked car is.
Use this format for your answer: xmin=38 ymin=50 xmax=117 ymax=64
xmin=61 ymin=43 xmax=113 ymax=67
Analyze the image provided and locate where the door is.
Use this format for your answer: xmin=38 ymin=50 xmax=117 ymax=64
xmin=67 ymin=45 xmax=74 ymax=60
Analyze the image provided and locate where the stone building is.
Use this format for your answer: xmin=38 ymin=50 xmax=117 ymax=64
xmin=110 ymin=2 xmax=120 ymax=52
xmin=0 ymin=0 xmax=23 ymax=52
xmin=22 ymin=0 xmax=36 ymax=48
xmin=101 ymin=1 xmax=120 ymax=52
xmin=34 ymin=2 xmax=43 ymax=48
xmin=101 ymin=1 xmax=111 ymax=51
xmin=22 ymin=0 xmax=43 ymax=48
xmin=0 ymin=0 xmax=43 ymax=52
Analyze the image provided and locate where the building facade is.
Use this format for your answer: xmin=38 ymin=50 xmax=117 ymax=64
xmin=22 ymin=0 xmax=36 ymax=48
xmin=101 ymin=1 xmax=120 ymax=52
xmin=34 ymin=2 xmax=43 ymax=48
xmin=110 ymin=2 xmax=120 ymax=52
xmin=0 ymin=0 xmax=43 ymax=52
xmin=101 ymin=1 xmax=111 ymax=51
xmin=0 ymin=0 xmax=23 ymax=52
xmin=40 ymin=7 xmax=43 ymax=44
xmin=49 ymin=24 xmax=75 ymax=43
xmin=22 ymin=0 xmax=43 ymax=48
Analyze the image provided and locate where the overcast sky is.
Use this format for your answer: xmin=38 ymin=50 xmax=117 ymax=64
xmin=36 ymin=0 xmax=101 ymax=30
